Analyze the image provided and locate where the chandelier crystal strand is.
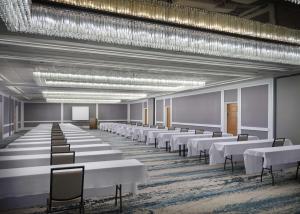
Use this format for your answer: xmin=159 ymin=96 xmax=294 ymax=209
xmin=285 ymin=0 xmax=300 ymax=4
xmin=27 ymin=5 xmax=300 ymax=65
xmin=44 ymin=0 xmax=300 ymax=45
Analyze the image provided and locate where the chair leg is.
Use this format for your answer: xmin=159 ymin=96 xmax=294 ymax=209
xmin=119 ymin=184 xmax=122 ymax=213
xmin=270 ymin=166 xmax=275 ymax=186
xmin=115 ymin=185 xmax=118 ymax=206
xmin=154 ymin=139 xmax=157 ymax=148
xmin=183 ymin=144 xmax=186 ymax=157
xmin=199 ymin=151 xmax=202 ymax=161
xmin=230 ymin=155 xmax=233 ymax=172
xmin=204 ymin=150 xmax=208 ymax=164
xmin=224 ymin=157 xmax=227 ymax=170
xmin=296 ymin=162 xmax=300 ymax=179
xmin=179 ymin=145 xmax=181 ymax=156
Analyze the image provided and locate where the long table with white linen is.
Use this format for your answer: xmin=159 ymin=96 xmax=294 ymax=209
xmin=146 ymin=129 xmax=178 ymax=145
xmin=0 ymin=150 xmax=123 ymax=169
xmin=156 ymin=130 xmax=197 ymax=148
xmin=209 ymin=139 xmax=293 ymax=165
xmin=8 ymin=138 xmax=102 ymax=148
xmin=0 ymin=144 xmax=112 ymax=156
xmin=187 ymin=136 xmax=259 ymax=157
xmin=244 ymin=145 xmax=300 ymax=174
xmin=0 ymin=159 xmax=147 ymax=210
xmin=169 ymin=132 xmax=232 ymax=152
xmin=14 ymin=135 xmax=95 ymax=143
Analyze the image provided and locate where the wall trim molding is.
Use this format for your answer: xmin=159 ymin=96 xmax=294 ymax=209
xmin=241 ymin=126 xmax=269 ymax=132
xmin=172 ymin=122 xmax=221 ymax=128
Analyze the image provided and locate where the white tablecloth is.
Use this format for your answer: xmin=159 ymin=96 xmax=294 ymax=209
xmin=157 ymin=131 xmax=198 ymax=148
xmin=244 ymin=145 xmax=300 ymax=174
xmin=187 ymin=136 xmax=259 ymax=157
xmin=0 ymin=150 xmax=123 ymax=169
xmin=146 ymin=129 xmax=177 ymax=145
xmin=0 ymin=159 xmax=147 ymax=209
xmin=15 ymin=135 xmax=96 ymax=143
xmin=0 ymin=144 xmax=112 ymax=156
xmin=209 ymin=139 xmax=293 ymax=165
xmin=169 ymin=132 xmax=232 ymax=151
xmin=8 ymin=138 xmax=103 ymax=148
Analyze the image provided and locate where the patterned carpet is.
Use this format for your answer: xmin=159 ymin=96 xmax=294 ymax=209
xmin=3 ymin=130 xmax=300 ymax=214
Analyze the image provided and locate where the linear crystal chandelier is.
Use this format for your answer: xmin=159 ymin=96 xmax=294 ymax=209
xmin=285 ymin=0 xmax=300 ymax=4
xmin=46 ymin=98 xmax=121 ymax=103
xmin=1 ymin=2 xmax=300 ymax=66
xmin=45 ymin=0 xmax=300 ymax=45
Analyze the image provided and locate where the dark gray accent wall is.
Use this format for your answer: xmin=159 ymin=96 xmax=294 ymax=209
xmin=172 ymin=92 xmax=221 ymax=124
xmin=156 ymin=100 xmax=163 ymax=122
xmin=224 ymin=89 xmax=237 ymax=103
xmin=242 ymin=129 xmax=268 ymax=139
xmin=130 ymin=103 xmax=142 ymax=121
xmin=98 ymin=104 xmax=127 ymax=120
xmin=241 ymin=85 xmax=268 ymax=128
xmin=24 ymin=103 xmax=61 ymax=121
xmin=63 ymin=103 xmax=96 ymax=121
xmin=276 ymin=75 xmax=300 ymax=144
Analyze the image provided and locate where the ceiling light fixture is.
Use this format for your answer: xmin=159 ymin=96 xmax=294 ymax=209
xmin=43 ymin=80 xmax=187 ymax=92
xmin=285 ymin=0 xmax=300 ymax=4
xmin=42 ymin=91 xmax=148 ymax=100
xmin=46 ymin=98 xmax=121 ymax=103
xmin=25 ymin=5 xmax=300 ymax=65
xmin=43 ymin=0 xmax=300 ymax=45
xmin=34 ymin=72 xmax=205 ymax=87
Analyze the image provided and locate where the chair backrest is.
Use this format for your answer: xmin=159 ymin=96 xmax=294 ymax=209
xmin=51 ymin=139 xmax=67 ymax=146
xmin=195 ymin=129 xmax=204 ymax=134
xmin=143 ymin=124 xmax=149 ymax=127
xmin=237 ymin=134 xmax=248 ymax=141
xmin=272 ymin=138 xmax=285 ymax=147
xmin=51 ymin=152 xmax=75 ymax=165
xmin=137 ymin=123 xmax=143 ymax=126
xmin=168 ymin=127 xmax=175 ymax=130
xmin=212 ymin=131 xmax=222 ymax=137
xmin=50 ymin=166 xmax=84 ymax=202
xmin=150 ymin=125 xmax=156 ymax=128
xmin=180 ymin=128 xmax=189 ymax=132
xmin=51 ymin=144 xmax=71 ymax=153
xmin=52 ymin=135 xmax=65 ymax=140
xmin=157 ymin=126 xmax=165 ymax=129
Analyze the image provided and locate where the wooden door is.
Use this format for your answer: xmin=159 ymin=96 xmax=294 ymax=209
xmin=144 ymin=108 xmax=148 ymax=125
xmin=227 ymin=103 xmax=237 ymax=136
xmin=166 ymin=107 xmax=171 ymax=128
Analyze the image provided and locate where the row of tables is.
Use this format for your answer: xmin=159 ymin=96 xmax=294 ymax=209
xmin=0 ymin=123 xmax=147 ymax=210
xmin=101 ymin=122 xmax=300 ymax=185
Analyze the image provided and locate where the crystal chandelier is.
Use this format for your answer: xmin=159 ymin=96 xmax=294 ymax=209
xmin=26 ymin=5 xmax=300 ymax=65
xmin=0 ymin=3 xmax=300 ymax=65
xmin=285 ymin=0 xmax=300 ymax=4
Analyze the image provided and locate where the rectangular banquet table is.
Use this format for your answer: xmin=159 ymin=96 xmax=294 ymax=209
xmin=0 ymin=150 xmax=123 ymax=169
xmin=0 ymin=159 xmax=147 ymax=210
xmin=0 ymin=144 xmax=112 ymax=156
xmin=14 ymin=135 xmax=95 ymax=142
xmin=157 ymin=130 xmax=197 ymax=149
xmin=244 ymin=145 xmax=300 ymax=174
xmin=8 ymin=138 xmax=102 ymax=148
xmin=146 ymin=129 xmax=178 ymax=145
xmin=187 ymin=136 xmax=259 ymax=157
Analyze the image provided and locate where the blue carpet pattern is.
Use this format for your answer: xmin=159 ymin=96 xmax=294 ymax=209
xmin=3 ymin=130 xmax=300 ymax=214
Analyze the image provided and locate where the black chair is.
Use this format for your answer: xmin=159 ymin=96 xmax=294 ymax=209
xmin=51 ymin=144 xmax=71 ymax=153
xmin=51 ymin=152 xmax=75 ymax=165
xmin=150 ymin=125 xmax=156 ymax=128
xmin=195 ymin=129 xmax=204 ymax=134
xmin=143 ymin=124 xmax=149 ymax=127
xmin=137 ymin=123 xmax=143 ymax=126
xmin=157 ymin=126 xmax=165 ymax=129
xmin=272 ymin=138 xmax=285 ymax=147
xmin=212 ymin=131 xmax=222 ymax=137
xmin=168 ymin=127 xmax=175 ymax=130
xmin=180 ymin=128 xmax=189 ymax=132
xmin=47 ymin=166 xmax=84 ymax=213
xmin=237 ymin=134 xmax=248 ymax=141
xmin=51 ymin=139 xmax=67 ymax=146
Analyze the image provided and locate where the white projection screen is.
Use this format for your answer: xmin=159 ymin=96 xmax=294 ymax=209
xmin=72 ymin=106 xmax=89 ymax=120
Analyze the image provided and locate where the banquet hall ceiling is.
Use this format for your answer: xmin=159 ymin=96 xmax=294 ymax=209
xmin=0 ymin=0 xmax=299 ymax=103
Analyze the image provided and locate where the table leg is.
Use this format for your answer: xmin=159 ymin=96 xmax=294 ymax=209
xmin=179 ymin=145 xmax=181 ymax=156
xmin=183 ymin=144 xmax=186 ymax=157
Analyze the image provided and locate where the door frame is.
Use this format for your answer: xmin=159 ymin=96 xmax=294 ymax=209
xmin=224 ymin=102 xmax=237 ymax=133
xmin=143 ymin=108 xmax=148 ymax=124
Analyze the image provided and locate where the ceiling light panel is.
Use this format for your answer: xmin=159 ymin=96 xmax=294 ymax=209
xmin=34 ymin=72 xmax=205 ymax=87
xmin=46 ymin=98 xmax=121 ymax=103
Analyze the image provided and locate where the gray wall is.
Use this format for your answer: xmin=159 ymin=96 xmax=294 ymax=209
xmin=241 ymin=85 xmax=268 ymax=128
xmin=165 ymin=98 xmax=171 ymax=106
xmin=276 ymin=75 xmax=300 ymax=144
xmin=24 ymin=103 xmax=61 ymax=121
xmin=130 ymin=102 xmax=142 ymax=121
xmin=224 ymin=89 xmax=237 ymax=103
xmin=156 ymin=99 xmax=164 ymax=122
xmin=98 ymin=104 xmax=127 ymax=120
xmin=172 ymin=92 xmax=221 ymax=125
xmin=148 ymin=98 xmax=154 ymax=125
xmin=242 ymin=129 xmax=268 ymax=139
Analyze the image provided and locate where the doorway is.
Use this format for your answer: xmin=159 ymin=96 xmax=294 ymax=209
xmin=227 ymin=103 xmax=237 ymax=136
xmin=165 ymin=107 xmax=171 ymax=128
xmin=144 ymin=108 xmax=148 ymax=125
